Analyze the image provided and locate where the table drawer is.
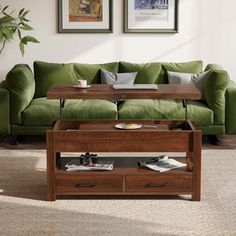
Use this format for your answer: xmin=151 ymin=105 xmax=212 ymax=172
xmin=126 ymin=175 xmax=192 ymax=193
xmin=56 ymin=175 xmax=123 ymax=193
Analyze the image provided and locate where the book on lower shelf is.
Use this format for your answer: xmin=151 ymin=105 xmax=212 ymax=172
xmin=140 ymin=155 xmax=187 ymax=172
xmin=65 ymin=159 xmax=114 ymax=171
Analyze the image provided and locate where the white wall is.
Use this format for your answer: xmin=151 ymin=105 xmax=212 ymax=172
xmin=1 ymin=0 xmax=236 ymax=81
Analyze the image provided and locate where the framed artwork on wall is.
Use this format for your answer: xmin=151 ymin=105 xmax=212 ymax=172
xmin=58 ymin=0 xmax=113 ymax=33
xmin=124 ymin=0 xmax=178 ymax=33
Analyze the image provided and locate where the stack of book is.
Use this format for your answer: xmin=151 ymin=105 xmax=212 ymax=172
xmin=65 ymin=159 xmax=114 ymax=171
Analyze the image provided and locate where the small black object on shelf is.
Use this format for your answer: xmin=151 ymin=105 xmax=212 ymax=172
xmin=80 ymin=152 xmax=98 ymax=165
xmin=137 ymin=155 xmax=167 ymax=167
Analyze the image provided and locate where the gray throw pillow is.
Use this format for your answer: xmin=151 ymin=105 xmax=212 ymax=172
xmin=101 ymin=69 xmax=137 ymax=85
xmin=167 ymin=71 xmax=210 ymax=100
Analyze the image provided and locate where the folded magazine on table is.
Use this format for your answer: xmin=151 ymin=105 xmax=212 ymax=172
xmin=65 ymin=159 xmax=114 ymax=171
xmin=142 ymin=156 xmax=186 ymax=172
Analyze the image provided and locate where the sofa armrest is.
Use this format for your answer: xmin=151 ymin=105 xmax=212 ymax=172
xmin=6 ymin=64 xmax=35 ymax=124
xmin=226 ymin=80 xmax=236 ymax=134
xmin=204 ymin=64 xmax=229 ymax=125
xmin=0 ymin=81 xmax=10 ymax=135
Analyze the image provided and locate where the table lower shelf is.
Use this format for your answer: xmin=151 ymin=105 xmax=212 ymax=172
xmin=54 ymin=156 xmax=193 ymax=197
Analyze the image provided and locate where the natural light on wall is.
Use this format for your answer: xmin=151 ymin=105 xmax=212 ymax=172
xmin=0 ymin=0 xmax=235 ymax=82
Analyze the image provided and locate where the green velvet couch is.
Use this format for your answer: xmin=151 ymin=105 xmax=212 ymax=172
xmin=0 ymin=60 xmax=235 ymax=137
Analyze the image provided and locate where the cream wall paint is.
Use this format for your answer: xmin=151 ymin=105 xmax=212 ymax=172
xmin=1 ymin=0 xmax=236 ymax=81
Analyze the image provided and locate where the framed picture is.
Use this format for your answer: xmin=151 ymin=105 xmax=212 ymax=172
xmin=58 ymin=0 xmax=113 ymax=33
xmin=124 ymin=0 xmax=178 ymax=33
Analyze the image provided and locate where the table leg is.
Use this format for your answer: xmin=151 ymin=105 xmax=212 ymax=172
xmin=59 ymin=99 xmax=65 ymax=120
xmin=47 ymin=131 xmax=56 ymax=201
xmin=186 ymin=152 xmax=193 ymax=171
xmin=192 ymin=131 xmax=202 ymax=201
xmin=182 ymin=99 xmax=188 ymax=128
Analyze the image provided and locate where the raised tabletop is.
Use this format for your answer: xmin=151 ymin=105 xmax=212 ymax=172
xmin=47 ymin=84 xmax=201 ymax=100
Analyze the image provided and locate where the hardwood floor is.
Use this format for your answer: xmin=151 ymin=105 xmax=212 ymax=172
xmin=202 ymin=135 xmax=236 ymax=150
xmin=0 ymin=135 xmax=236 ymax=150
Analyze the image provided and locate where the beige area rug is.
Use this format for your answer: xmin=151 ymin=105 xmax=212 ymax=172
xmin=0 ymin=150 xmax=235 ymax=236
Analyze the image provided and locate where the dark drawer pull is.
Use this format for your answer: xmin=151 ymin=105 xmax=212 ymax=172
xmin=75 ymin=183 xmax=96 ymax=188
xmin=145 ymin=182 xmax=168 ymax=188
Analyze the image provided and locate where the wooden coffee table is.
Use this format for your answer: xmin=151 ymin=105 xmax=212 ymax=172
xmin=47 ymin=120 xmax=201 ymax=201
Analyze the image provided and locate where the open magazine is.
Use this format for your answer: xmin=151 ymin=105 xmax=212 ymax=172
xmin=141 ymin=155 xmax=186 ymax=172
xmin=65 ymin=159 xmax=114 ymax=171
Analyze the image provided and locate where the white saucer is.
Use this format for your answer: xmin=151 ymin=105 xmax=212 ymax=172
xmin=73 ymin=85 xmax=91 ymax=89
xmin=115 ymin=123 xmax=142 ymax=130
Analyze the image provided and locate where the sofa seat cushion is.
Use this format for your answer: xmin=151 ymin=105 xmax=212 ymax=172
xmin=118 ymin=99 xmax=213 ymax=126
xmin=22 ymin=98 xmax=117 ymax=126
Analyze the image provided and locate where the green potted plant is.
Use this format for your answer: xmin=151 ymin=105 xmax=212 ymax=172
xmin=0 ymin=5 xmax=39 ymax=56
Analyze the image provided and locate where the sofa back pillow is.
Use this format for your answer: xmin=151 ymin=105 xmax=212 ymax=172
xmin=101 ymin=69 xmax=137 ymax=84
xmin=34 ymin=61 xmax=119 ymax=98
xmin=119 ymin=61 xmax=162 ymax=84
xmin=167 ymin=71 xmax=210 ymax=100
xmin=161 ymin=60 xmax=203 ymax=84
xmin=6 ymin=64 xmax=35 ymax=124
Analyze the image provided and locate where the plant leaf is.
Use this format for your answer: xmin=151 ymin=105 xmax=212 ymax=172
xmin=2 ymin=6 xmax=9 ymax=12
xmin=17 ymin=29 xmax=22 ymax=40
xmin=18 ymin=8 xmax=25 ymax=17
xmin=19 ymin=10 xmax=30 ymax=20
xmin=21 ymin=35 xmax=40 ymax=45
xmin=0 ymin=15 xmax=15 ymax=24
xmin=23 ymin=17 xmax=30 ymax=22
xmin=0 ymin=31 xmax=3 ymax=41
xmin=2 ymin=28 xmax=14 ymax=40
xmin=19 ymin=41 xmax=25 ymax=56
xmin=19 ymin=23 xmax=33 ymax=31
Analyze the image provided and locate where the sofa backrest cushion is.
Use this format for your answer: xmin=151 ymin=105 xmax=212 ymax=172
xmin=119 ymin=61 xmax=203 ymax=84
xmin=74 ymin=62 xmax=119 ymax=84
xmin=34 ymin=61 xmax=119 ymax=98
xmin=119 ymin=61 xmax=163 ymax=84
xmin=161 ymin=60 xmax=203 ymax=84
xmin=6 ymin=64 xmax=35 ymax=124
xmin=162 ymin=60 xmax=203 ymax=73
xmin=34 ymin=61 xmax=76 ymax=98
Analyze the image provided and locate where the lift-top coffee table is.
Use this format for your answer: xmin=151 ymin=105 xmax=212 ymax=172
xmin=47 ymin=84 xmax=201 ymax=201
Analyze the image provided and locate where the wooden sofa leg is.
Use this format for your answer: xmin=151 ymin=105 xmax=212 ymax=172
xmin=208 ymin=135 xmax=220 ymax=145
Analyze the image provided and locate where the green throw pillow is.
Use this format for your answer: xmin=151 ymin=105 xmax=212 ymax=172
xmin=119 ymin=61 xmax=163 ymax=84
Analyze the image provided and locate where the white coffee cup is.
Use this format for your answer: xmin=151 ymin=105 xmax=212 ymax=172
xmin=76 ymin=79 xmax=87 ymax=87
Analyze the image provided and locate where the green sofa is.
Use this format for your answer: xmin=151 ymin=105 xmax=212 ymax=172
xmin=0 ymin=60 xmax=235 ymax=137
